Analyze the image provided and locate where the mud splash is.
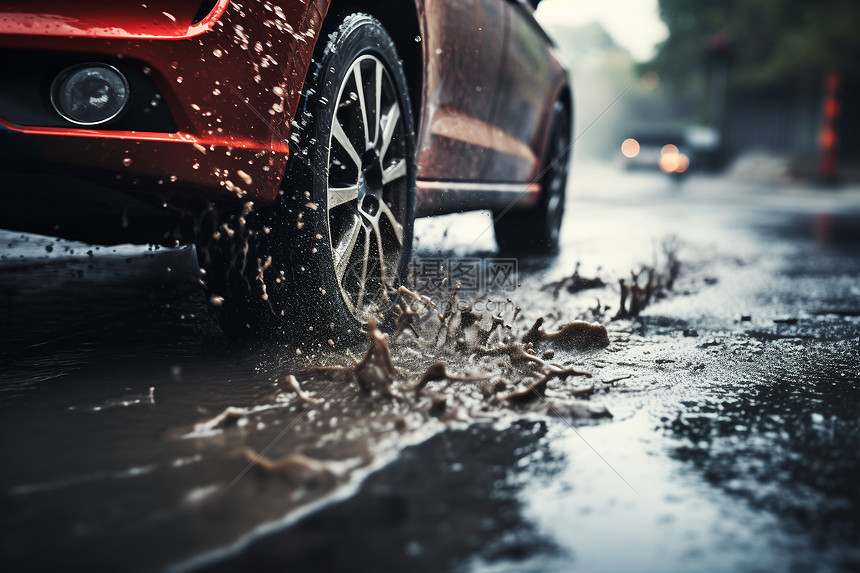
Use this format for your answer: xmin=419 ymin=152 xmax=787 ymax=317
xmin=184 ymin=288 xmax=621 ymax=507
xmin=177 ymin=241 xmax=691 ymax=567
xmin=613 ymin=236 xmax=681 ymax=319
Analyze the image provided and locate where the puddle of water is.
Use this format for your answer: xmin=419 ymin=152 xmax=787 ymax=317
xmin=2 ymin=165 xmax=858 ymax=572
xmin=512 ymin=411 xmax=796 ymax=573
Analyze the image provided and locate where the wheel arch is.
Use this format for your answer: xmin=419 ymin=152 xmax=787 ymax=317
xmin=323 ymin=0 xmax=424 ymax=133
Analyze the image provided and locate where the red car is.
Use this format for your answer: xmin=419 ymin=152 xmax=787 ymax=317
xmin=0 ymin=0 xmax=571 ymax=341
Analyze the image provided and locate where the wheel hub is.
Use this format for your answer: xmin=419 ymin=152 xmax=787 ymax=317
xmin=358 ymin=149 xmax=383 ymax=217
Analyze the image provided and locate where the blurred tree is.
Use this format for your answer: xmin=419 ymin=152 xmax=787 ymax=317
xmin=649 ymin=0 xmax=860 ymax=91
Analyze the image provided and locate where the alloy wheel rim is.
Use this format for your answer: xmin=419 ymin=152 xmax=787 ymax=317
xmin=326 ymin=55 xmax=409 ymax=321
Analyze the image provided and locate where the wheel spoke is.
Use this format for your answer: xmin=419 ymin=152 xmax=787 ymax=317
xmin=371 ymin=60 xmax=382 ymax=148
xmin=334 ymin=215 xmax=363 ymax=282
xmin=332 ymin=119 xmax=362 ymax=170
xmin=379 ymin=202 xmax=404 ymax=246
xmin=355 ymin=228 xmax=371 ymax=310
xmin=353 ymin=66 xmax=370 ymax=152
xmin=328 ymin=183 xmax=359 ymax=210
xmin=371 ymin=220 xmax=389 ymax=288
xmin=378 ymin=103 xmax=400 ymax=160
xmin=382 ymin=158 xmax=407 ymax=185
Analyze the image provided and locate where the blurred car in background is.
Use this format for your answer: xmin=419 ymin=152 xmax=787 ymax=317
xmin=620 ymin=125 xmax=724 ymax=176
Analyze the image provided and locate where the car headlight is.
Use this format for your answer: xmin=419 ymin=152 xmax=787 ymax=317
xmin=51 ymin=64 xmax=130 ymax=126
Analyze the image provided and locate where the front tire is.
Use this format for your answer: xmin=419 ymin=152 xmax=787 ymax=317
xmin=197 ymin=14 xmax=416 ymax=345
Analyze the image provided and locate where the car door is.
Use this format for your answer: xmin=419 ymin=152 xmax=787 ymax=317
xmin=415 ymin=0 xmax=507 ymax=213
xmin=483 ymin=0 xmax=557 ymax=183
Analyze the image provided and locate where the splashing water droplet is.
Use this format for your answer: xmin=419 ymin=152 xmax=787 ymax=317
xmin=237 ymin=170 xmax=253 ymax=185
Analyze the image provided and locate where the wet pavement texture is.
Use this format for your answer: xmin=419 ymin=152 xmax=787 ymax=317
xmin=1 ymin=163 xmax=859 ymax=572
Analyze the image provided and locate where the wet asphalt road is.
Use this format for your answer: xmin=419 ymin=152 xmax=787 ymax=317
xmin=1 ymin=163 xmax=859 ymax=572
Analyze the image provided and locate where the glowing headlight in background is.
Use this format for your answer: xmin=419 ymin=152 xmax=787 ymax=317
xmin=621 ymin=138 xmax=640 ymax=158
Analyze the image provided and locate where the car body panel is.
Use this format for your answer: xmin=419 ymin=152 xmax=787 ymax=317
xmin=0 ymin=0 xmax=568 ymax=243
xmin=414 ymin=0 xmax=504 ymax=183
xmin=0 ymin=1 xmax=329 ymax=205
xmin=413 ymin=0 xmax=568 ymax=216
xmin=486 ymin=0 xmax=558 ymax=182
xmin=0 ymin=1 xmax=231 ymax=39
